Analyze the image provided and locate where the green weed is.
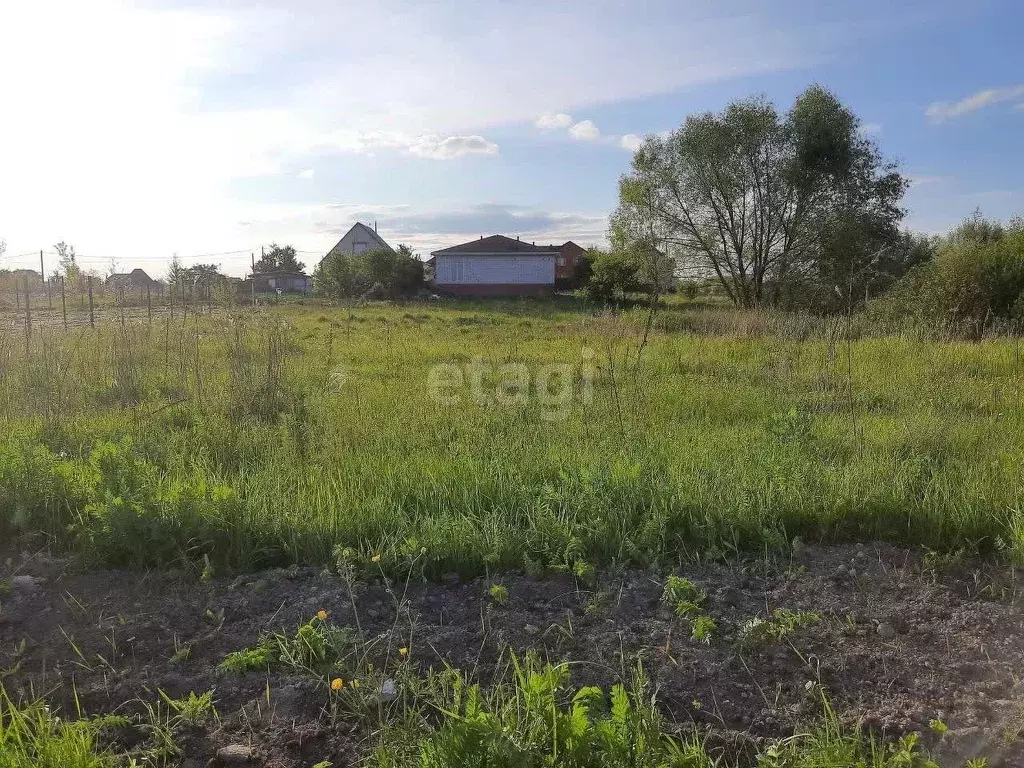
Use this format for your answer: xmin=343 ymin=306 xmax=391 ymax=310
xmin=739 ymin=609 xmax=821 ymax=651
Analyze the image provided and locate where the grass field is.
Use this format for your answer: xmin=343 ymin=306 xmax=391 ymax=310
xmin=2 ymin=296 xmax=1023 ymax=575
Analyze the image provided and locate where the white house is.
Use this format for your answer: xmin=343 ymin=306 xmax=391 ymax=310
xmin=429 ymin=235 xmax=557 ymax=296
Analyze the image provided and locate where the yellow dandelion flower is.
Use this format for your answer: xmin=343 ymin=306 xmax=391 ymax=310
xmin=371 ymin=554 xmax=381 ymax=563
xmin=317 ymin=610 xmax=328 ymax=621
xmin=399 ymin=647 xmax=408 ymax=658
xmin=331 ymin=678 xmax=344 ymax=691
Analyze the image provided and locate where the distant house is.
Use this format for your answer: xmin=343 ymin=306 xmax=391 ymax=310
xmin=552 ymin=241 xmax=586 ymax=289
xmin=428 ymin=235 xmax=558 ymax=296
xmin=106 ymin=268 xmax=156 ymax=291
xmin=239 ymin=271 xmax=311 ymax=295
xmin=321 ymin=222 xmax=393 ymax=266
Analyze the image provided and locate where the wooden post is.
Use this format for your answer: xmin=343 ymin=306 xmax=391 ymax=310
xmin=169 ymin=280 xmax=174 ymax=318
xmin=23 ymin=276 xmax=31 ymax=354
xmin=88 ymin=275 xmax=95 ymax=328
xmin=60 ymin=276 xmax=68 ymax=331
xmin=42 ymin=250 xmax=52 ymax=310
xmin=147 ymin=283 xmax=152 ymax=322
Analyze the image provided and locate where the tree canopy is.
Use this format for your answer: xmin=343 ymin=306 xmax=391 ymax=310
xmin=613 ymin=85 xmax=908 ymax=310
xmin=255 ymin=243 xmax=305 ymax=274
xmin=314 ymin=244 xmax=424 ymax=300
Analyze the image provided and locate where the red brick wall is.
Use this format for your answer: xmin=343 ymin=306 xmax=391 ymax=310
xmin=555 ymin=242 xmax=586 ymax=284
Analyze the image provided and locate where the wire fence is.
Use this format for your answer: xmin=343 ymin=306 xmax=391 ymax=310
xmin=0 ymin=248 xmax=325 ymax=339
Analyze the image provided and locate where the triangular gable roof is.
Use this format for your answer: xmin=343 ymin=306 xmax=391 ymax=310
xmin=431 ymin=235 xmax=559 ymax=256
xmin=328 ymin=222 xmax=393 ymax=254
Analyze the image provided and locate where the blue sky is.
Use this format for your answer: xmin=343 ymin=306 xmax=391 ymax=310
xmin=0 ymin=0 xmax=1022 ymax=276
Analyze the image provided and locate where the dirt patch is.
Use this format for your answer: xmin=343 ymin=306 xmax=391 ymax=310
xmin=2 ymin=543 xmax=1023 ymax=766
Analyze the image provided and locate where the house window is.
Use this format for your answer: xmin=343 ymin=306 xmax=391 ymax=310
xmin=354 ymin=241 xmax=368 ymax=254
xmin=557 ymin=256 xmax=565 ymax=266
xmin=451 ymin=259 xmax=466 ymax=282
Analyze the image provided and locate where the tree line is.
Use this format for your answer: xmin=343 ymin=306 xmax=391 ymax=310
xmin=589 ymin=84 xmax=1023 ymax=327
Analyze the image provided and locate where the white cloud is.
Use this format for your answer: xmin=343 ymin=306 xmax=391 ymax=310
xmin=536 ymin=113 xmax=573 ymax=130
xmin=333 ymin=131 xmax=498 ymax=159
xmin=409 ymin=135 xmax=499 ymax=159
xmin=906 ymin=174 xmax=945 ymax=188
xmin=298 ymin=169 xmax=315 ymax=179
xmin=926 ymin=85 xmax=1024 ymax=122
xmin=568 ymin=120 xmax=600 ymax=141
xmin=858 ymin=122 xmax=883 ymax=136
xmin=620 ymin=134 xmax=643 ymax=151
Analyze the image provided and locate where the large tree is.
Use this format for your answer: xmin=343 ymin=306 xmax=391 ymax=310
xmin=255 ymin=243 xmax=305 ymax=274
xmin=613 ymin=85 xmax=908 ymax=309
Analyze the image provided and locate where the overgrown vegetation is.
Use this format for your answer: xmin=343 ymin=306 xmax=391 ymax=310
xmin=876 ymin=212 xmax=1024 ymax=332
xmin=314 ymin=244 xmax=424 ymax=300
xmin=3 ymin=298 xmax=1024 ymax=574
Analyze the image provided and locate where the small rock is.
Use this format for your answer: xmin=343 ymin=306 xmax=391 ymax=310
xmin=877 ymin=623 xmax=897 ymax=640
xmin=524 ymin=624 xmax=540 ymax=635
xmin=216 ymin=744 xmax=254 ymax=764
xmin=791 ymin=536 xmax=805 ymax=555
xmin=250 ymin=579 xmax=269 ymax=594
xmin=380 ymin=679 xmax=399 ymax=703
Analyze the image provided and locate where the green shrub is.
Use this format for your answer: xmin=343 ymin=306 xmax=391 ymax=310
xmin=374 ymin=654 xmax=713 ymax=768
xmin=877 ymin=214 xmax=1024 ymax=330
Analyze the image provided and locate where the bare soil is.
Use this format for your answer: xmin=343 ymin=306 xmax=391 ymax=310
xmin=2 ymin=543 xmax=1023 ymax=767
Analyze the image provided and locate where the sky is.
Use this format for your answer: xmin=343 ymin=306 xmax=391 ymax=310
xmin=0 ymin=0 xmax=1022 ymax=278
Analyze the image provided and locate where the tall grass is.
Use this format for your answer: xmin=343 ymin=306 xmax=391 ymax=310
xmin=1 ymin=300 xmax=1023 ymax=572
xmin=0 ymin=687 xmax=113 ymax=768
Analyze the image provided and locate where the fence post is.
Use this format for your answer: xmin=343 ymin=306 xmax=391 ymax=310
xmin=169 ymin=281 xmax=174 ymax=318
xmin=88 ymin=276 xmax=95 ymax=328
xmin=147 ymin=283 xmax=152 ymax=322
xmin=61 ymin=276 xmax=68 ymax=331
xmin=41 ymin=250 xmax=53 ymax=310
xmin=23 ymin=276 xmax=31 ymax=354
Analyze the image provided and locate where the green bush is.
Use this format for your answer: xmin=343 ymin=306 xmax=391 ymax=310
xmin=315 ymin=245 xmax=424 ymax=300
xmin=877 ymin=213 xmax=1024 ymax=330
